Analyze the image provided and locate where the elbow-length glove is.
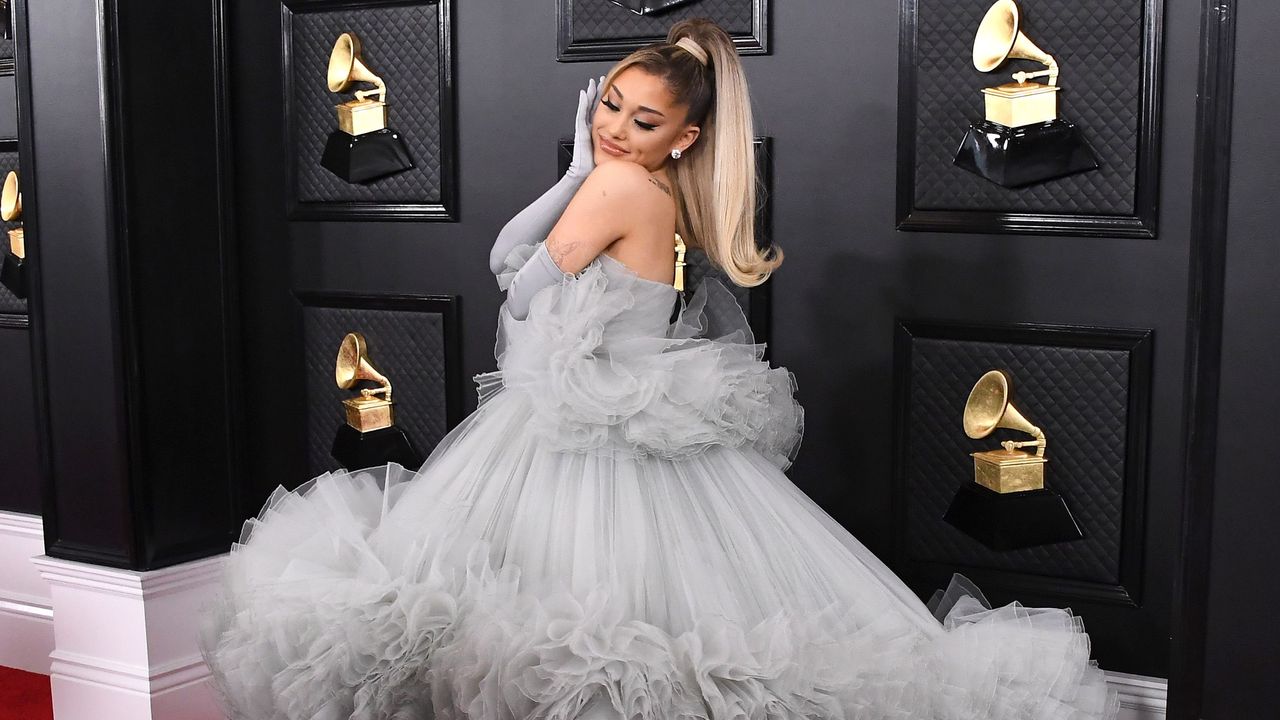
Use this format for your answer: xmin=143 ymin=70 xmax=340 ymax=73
xmin=505 ymin=241 xmax=573 ymax=321
xmin=489 ymin=75 xmax=604 ymax=283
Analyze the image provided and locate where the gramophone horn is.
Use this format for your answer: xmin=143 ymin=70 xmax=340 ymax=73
xmin=972 ymin=0 xmax=1054 ymax=74
xmin=327 ymin=32 xmax=385 ymax=98
xmin=335 ymin=332 xmax=391 ymax=391
xmin=962 ymin=369 xmax=1041 ymax=440
xmin=1 ymin=171 xmax=21 ymax=222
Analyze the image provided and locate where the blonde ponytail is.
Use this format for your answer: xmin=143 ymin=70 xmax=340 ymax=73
xmin=602 ymin=18 xmax=783 ymax=288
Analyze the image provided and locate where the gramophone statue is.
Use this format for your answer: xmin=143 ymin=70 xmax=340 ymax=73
xmin=330 ymin=332 xmax=423 ymax=471
xmin=0 ymin=171 xmax=27 ymax=299
xmin=942 ymin=369 xmax=1083 ymax=551
xmin=606 ymin=0 xmax=699 ymax=15
xmin=952 ymin=0 xmax=1099 ymax=187
xmin=319 ymin=32 xmax=414 ymax=184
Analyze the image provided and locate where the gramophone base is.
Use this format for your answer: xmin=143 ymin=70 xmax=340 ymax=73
xmin=607 ymin=0 xmax=700 ymax=15
xmin=943 ymin=482 xmax=1083 ymax=551
xmin=320 ymin=127 xmax=414 ymax=184
xmin=331 ymin=423 xmax=424 ymax=472
xmin=1 ymin=251 xmax=27 ymax=299
xmin=952 ymin=118 xmax=1099 ymax=188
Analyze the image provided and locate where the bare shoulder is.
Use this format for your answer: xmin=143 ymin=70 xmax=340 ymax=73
xmin=587 ymin=159 xmax=651 ymax=185
xmin=584 ymin=161 xmax=669 ymax=204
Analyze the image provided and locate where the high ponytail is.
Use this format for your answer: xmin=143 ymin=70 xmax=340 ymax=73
xmin=600 ymin=18 xmax=783 ymax=287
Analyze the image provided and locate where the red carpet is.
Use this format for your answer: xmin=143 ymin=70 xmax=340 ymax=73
xmin=0 ymin=666 xmax=53 ymax=720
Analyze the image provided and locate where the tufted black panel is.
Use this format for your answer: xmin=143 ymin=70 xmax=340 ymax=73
xmin=555 ymin=136 xmax=774 ymax=354
xmin=284 ymin=0 xmax=456 ymax=219
xmin=559 ymin=0 xmax=767 ymax=61
xmin=0 ymin=149 xmax=23 ymax=313
xmin=298 ymin=292 xmax=462 ymax=477
xmin=893 ymin=321 xmax=1151 ymax=604
xmin=897 ymin=0 xmax=1161 ymax=235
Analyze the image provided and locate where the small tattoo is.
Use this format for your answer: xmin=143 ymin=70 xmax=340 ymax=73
xmin=648 ymin=176 xmax=671 ymax=197
xmin=549 ymin=240 xmax=580 ymax=271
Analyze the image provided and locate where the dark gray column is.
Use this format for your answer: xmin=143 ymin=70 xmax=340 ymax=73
xmin=21 ymin=0 xmax=240 ymax=570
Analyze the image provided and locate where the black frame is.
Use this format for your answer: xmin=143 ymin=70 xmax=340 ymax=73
xmin=895 ymin=0 xmax=1164 ymax=238
xmin=891 ymin=319 xmax=1153 ymax=606
xmin=293 ymin=290 xmax=466 ymax=432
xmin=281 ymin=0 xmax=457 ymax=221
xmin=556 ymin=0 xmax=768 ymax=62
xmin=1169 ymin=1 xmax=1237 ymax=716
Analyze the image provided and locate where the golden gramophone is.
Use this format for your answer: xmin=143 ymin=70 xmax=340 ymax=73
xmin=943 ymin=368 xmax=1082 ymax=551
xmin=336 ymin=332 xmax=395 ymax=432
xmin=963 ymin=369 xmax=1047 ymax=493
xmin=328 ymin=32 xmax=387 ymax=136
xmin=0 ymin=170 xmax=27 ymax=299
xmin=319 ymin=32 xmax=413 ymax=183
xmin=2 ymin=171 xmax=23 ymax=259
xmin=952 ymin=0 xmax=1098 ymax=187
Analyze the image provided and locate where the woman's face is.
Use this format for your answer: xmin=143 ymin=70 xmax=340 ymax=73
xmin=592 ymin=66 xmax=700 ymax=173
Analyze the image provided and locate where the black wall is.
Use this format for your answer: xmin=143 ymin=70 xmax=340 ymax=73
xmin=1200 ymin=1 xmax=1280 ymax=715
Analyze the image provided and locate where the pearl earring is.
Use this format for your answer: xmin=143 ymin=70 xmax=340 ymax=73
xmin=670 ymin=148 xmax=682 ymax=159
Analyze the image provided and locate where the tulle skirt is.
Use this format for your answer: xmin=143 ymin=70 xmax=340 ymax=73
xmin=198 ymin=384 xmax=1119 ymax=720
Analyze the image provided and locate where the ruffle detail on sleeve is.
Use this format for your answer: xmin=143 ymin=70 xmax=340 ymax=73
xmin=495 ymin=242 xmax=540 ymax=291
xmin=485 ymin=254 xmax=805 ymax=471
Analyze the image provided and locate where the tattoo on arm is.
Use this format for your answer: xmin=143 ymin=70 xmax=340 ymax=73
xmin=548 ymin=240 xmax=581 ymax=273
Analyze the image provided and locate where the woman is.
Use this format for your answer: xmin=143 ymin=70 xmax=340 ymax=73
xmin=199 ymin=18 xmax=1119 ymax=720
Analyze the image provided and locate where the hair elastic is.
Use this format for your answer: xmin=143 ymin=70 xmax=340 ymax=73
xmin=673 ymin=36 xmax=709 ymax=66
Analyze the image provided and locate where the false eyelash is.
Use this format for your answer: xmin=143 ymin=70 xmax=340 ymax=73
xmin=601 ymin=99 xmax=658 ymax=131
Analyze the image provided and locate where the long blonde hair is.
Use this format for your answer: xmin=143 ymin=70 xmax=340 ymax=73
xmin=600 ymin=18 xmax=783 ymax=287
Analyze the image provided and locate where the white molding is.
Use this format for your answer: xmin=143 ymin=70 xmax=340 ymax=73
xmin=1107 ymin=670 xmax=1168 ymax=719
xmin=33 ymin=553 xmax=228 ymax=720
xmin=31 ymin=553 xmax=225 ymax=600
xmin=0 ymin=510 xmax=54 ymax=674
xmin=0 ymin=510 xmax=43 ymax=536
xmin=50 ymin=650 xmax=212 ymax=695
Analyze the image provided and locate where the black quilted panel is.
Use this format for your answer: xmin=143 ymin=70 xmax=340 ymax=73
xmin=0 ymin=39 xmax=13 ymax=61
xmin=302 ymin=304 xmax=450 ymax=476
xmin=288 ymin=2 xmax=444 ymax=204
xmin=0 ymin=150 xmax=23 ymax=314
xmin=573 ymin=0 xmax=753 ymax=41
xmin=902 ymin=337 xmax=1129 ymax=584
xmin=910 ymin=0 xmax=1144 ymax=214
xmin=560 ymin=0 xmax=765 ymax=60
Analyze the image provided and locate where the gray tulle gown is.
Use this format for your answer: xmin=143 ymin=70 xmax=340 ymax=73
xmin=198 ymin=243 xmax=1120 ymax=720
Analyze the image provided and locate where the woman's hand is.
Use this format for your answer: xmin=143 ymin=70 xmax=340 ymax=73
xmin=567 ymin=75 xmax=606 ymax=180
xmin=490 ymin=75 xmax=606 ymax=280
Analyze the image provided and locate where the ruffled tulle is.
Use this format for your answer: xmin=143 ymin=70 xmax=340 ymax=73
xmin=480 ymin=242 xmax=804 ymax=471
xmin=198 ymin=244 xmax=1117 ymax=719
xmin=200 ymin=462 xmax=1118 ymax=720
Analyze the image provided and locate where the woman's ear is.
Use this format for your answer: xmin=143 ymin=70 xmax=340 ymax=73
xmin=679 ymin=124 xmax=701 ymax=153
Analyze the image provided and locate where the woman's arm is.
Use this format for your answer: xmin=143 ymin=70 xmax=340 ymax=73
xmin=489 ymin=76 xmax=603 ymax=279
xmin=504 ymin=161 xmax=650 ymax=320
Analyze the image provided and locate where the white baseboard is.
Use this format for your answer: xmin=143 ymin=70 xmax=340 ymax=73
xmin=31 ymin=553 xmax=228 ymax=720
xmin=1107 ymin=669 xmax=1168 ymax=719
xmin=0 ymin=510 xmax=53 ymax=674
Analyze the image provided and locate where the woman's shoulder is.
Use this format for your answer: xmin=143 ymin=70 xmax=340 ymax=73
xmin=582 ymin=161 xmax=669 ymax=207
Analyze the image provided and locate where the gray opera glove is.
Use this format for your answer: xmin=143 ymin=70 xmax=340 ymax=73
xmin=489 ymin=75 xmax=605 ymax=283
xmin=506 ymin=242 xmax=575 ymax=321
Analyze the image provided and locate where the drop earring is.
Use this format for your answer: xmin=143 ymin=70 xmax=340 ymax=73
xmin=670 ymin=148 xmax=682 ymax=159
